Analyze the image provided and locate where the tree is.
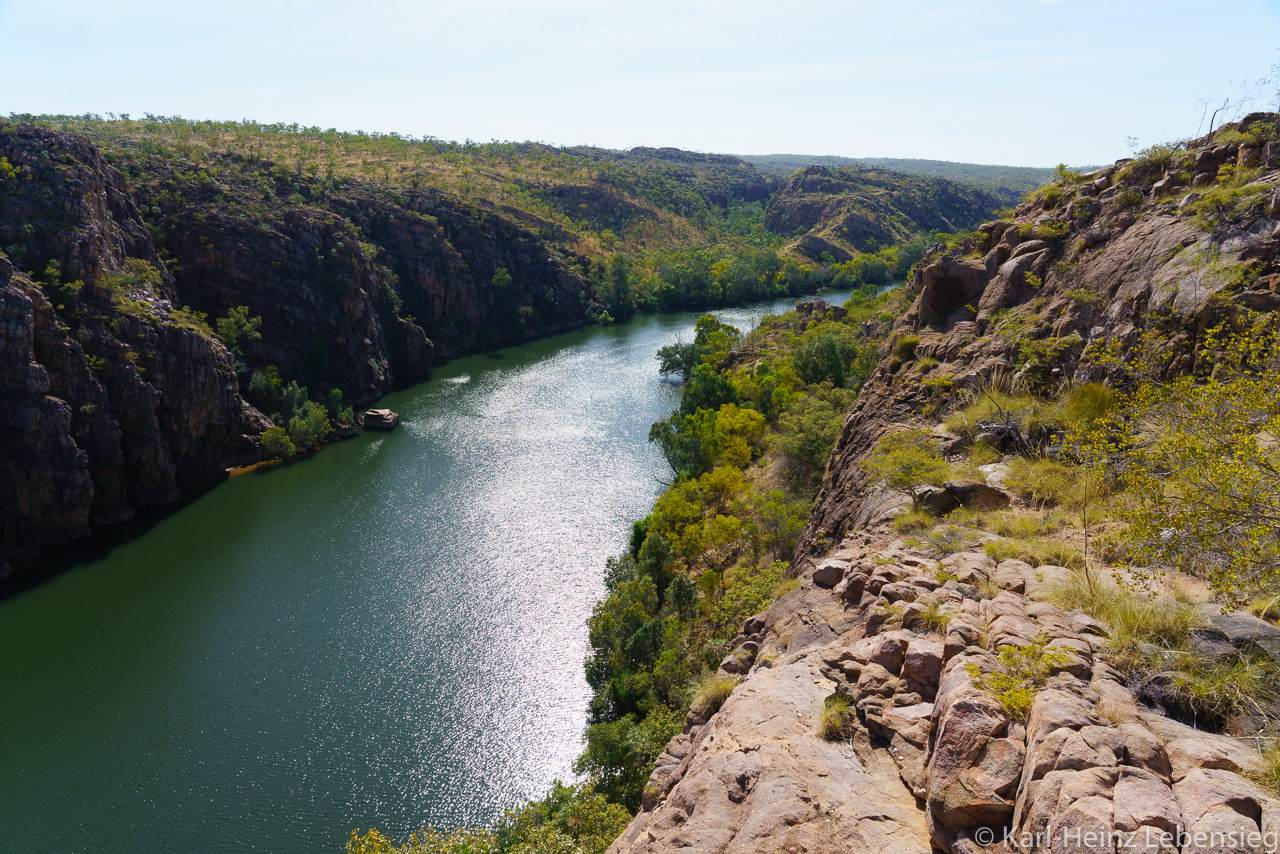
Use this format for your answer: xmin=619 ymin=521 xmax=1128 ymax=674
xmin=259 ymin=426 xmax=295 ymax=459
xmin=656 ymin=339 xmax=700 ymax=377
xmin=214 ymin=305 xmax=262 ymax=356
xmin=678 ymin=365 xmax=738 ymax=416
xmin=278 ymin=380 xmax=310 ymax=423
xmin=861 ymin=428 xmax=951 ymax=509
xmin=778 ymin=394 xmax=845 ymax=488
xmin=287 ymin=400 xmax=331 ymax=449
xmin=492 ymin=267 xmax=512 ymax=289
xmin=793 ymin=333 xmax=865 ymax=387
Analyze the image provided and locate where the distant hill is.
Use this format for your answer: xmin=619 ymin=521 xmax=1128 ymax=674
xmin=765 ymin=166 xmax=1007 ymax=262
xmin=741 ymin=154 xmax=1055 ymax=198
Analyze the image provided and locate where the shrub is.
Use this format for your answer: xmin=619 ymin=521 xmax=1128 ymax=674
xmin=214 ymin=305 xmax=262 ymax=355
xmin=862 ymin=429 xmax=951 ymax=509
xmin=344 ymin=828 xmax=499 ymax=854
xmin=984 ymin=536 xmax=1083 ymax=569
xmin=287 ymin=400 xmax=332 ymax=449
xmin=777 ymin=394 xmax=844 ymax=489
xmin=498 ymin=781 xmax=631 ymax=854
xmin=1004 ymin=457 xmax=1082 ymax=507
xmin=966 ymin=642 xmax=1073 ymax=720
xmin=942 ymin=385 xmax=1039 ymax=438
xmin=793 ymin=332 xmax=865 ymax=387
xmin=892 ymin=507 xmax=936 ymax=534
xmin=925 ymin=525 xmax=970 ymax=556
xmin=259 ymin=426 xmax=295 ymax=459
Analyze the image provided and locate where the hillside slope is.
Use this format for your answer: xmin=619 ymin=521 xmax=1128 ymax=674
xmin=0 ymin=116 xmax=1020 ymax=582
xmin=765 ymin=166 xmax=1007 ymax=262
xmin=609 ymin=114 xmax=1280 ymax=854
xmin=742 ymin=153 xmax=1053 ymax=197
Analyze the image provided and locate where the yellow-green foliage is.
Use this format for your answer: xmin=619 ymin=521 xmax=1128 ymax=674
xmin=1251 ymin=742 xmax=1280 ymax=796
xmin=1050 ymin=571 xmax=1198 ymax=670
xmin=966 ymin=642 xmax=1073 ymax=720
xmin=891 ymin=507 xmax=936 ymax=533
xmin=1024 ymin=382 xmax=1115 ymax=439
xmin=1092 ymin=314 xmax=1280 ymax=601
xmin=983 ymin=536 xmax=1083 ymax=570
xmin=893 ymin=334 xmax=920 ymax=362
xmin=345 ymin=828 xmax=498 ymax=854
xmin=862 ymin=428 xmax=952 ymax=507
xmin=942 ymin=386 xmax=1039 ymax=437
xmin=713 ymin=560 xmax=786 ymax=634
xmin=691 ymin=673 xmax=739 ymax=718
xmin=1004 ymin=457 xmax=1085 ymax=508
xmin=906 ymin=601 xmax=952 ymax=634
xmin=819 ymin=693 xmax=856 ymax=740
xmin=1183 ymin=164 xmax=1272 ymax=229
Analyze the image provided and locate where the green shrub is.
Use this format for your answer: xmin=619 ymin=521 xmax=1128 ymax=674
xmin=259 ymin=426 xmax=296 ymax=459
xmin=344 ymin=827 xmax=499 ymax=854
xmin=862 ymin=429 xmax=951 ymax=509
xmin=214 ymin=305 xmax=262 ymax=355
xmin=287 ymin=400 xmax=332 ymax=449
xmin=966 ymin=642 xmax=1073 ymax=720
xmin=906 ymin=601 xmax=952 ymax=634
xmin=1004 ymin=457 xmax=1083 ymax=507
xmin=983 ymin=535 xmax=1083 ymax=569
xmin=892 ymin=507 xmax=936 ymax=534
xmin=925 ymin=525 xmax=970 ymax=556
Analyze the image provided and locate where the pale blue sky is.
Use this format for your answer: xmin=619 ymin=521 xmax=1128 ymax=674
xmin=2 ymin=0 xmax=1278 ymax=166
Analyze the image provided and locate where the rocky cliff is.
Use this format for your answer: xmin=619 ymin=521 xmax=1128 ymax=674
xmin=609 ymin=116 xmax=1280 ymax=853
xmin=612 ymin=537 xmax=1280 ymax=854
xmin=0 ymin=122 xmax=597 ymax=583
xmin=802 ymin=115 xmax=1280 ymax=552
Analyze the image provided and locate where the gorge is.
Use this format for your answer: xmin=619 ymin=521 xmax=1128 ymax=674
xmin=5 ymin=108 xmax=1280 ymax=854
xmin=0 ymin=293 xmax=852 ymax=854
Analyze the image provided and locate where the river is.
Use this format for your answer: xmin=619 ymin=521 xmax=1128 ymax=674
xmin=0 ymin=291 xmax=858 ymax=854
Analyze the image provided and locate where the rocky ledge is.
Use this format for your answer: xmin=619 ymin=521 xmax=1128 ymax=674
xmin=610 ymin=539 xmax=1277 ymax=854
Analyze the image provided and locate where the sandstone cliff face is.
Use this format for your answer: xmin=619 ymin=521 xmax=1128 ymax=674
xmin=614 ymin=536 xmax=1280 ymax=854
xmin=0 ymin=122 xmax=597 ymax=582
xmin=800 ymin=118 xmax=1280 ymax=554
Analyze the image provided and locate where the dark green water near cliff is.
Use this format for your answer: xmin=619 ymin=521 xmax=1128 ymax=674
xmin=0 ymin=293 xmax=856 ymax=854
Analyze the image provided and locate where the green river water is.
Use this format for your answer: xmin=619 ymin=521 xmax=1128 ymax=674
xmin=0 ymin=293 xmax=855 ymax=854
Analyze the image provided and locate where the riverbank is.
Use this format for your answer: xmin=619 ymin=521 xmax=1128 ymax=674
xmin=0 ymin=288 xmax=876 ymax=854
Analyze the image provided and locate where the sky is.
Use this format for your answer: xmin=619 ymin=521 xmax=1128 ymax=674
xmin=2 ymin=0 xmax=1278 ymax=167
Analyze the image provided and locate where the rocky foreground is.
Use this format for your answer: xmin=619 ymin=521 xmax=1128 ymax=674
xmin=611 ymin=536 xmax=1278 ymax=854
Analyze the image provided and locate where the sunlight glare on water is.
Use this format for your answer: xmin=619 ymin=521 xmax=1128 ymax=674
xmin=0 ymin=292 xmax=856 ymax=854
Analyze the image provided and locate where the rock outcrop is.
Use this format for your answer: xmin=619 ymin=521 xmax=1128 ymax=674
xmin=612 ymin=539 xmax=1279 ymax=854
xmin=0 ymin=121 xmax=598 ymax=582
xmin=800 ymin=116 xmax=1280 ymax=555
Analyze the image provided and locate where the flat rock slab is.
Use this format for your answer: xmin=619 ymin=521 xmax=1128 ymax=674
xmin=608 ymin=651 xmax=930 ymax=854
xmin=1198 ymin=607 xmax=1280 ymax=659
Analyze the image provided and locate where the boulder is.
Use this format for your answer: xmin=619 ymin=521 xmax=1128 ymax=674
xmin=944 ymin=479 xmax=1011 ymax=510
xmin=904 ymin=637 xmax=945 ymax=686
xmin=812 ymin=558 xmax=848 ymax=588
xmin=1198 ymin=608 xmax=1280 ymax=660
xmin=362 ymin=408 xmax=400 ymax=430
xmin=1238 ymin=146 xmax=1263 ymax=169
